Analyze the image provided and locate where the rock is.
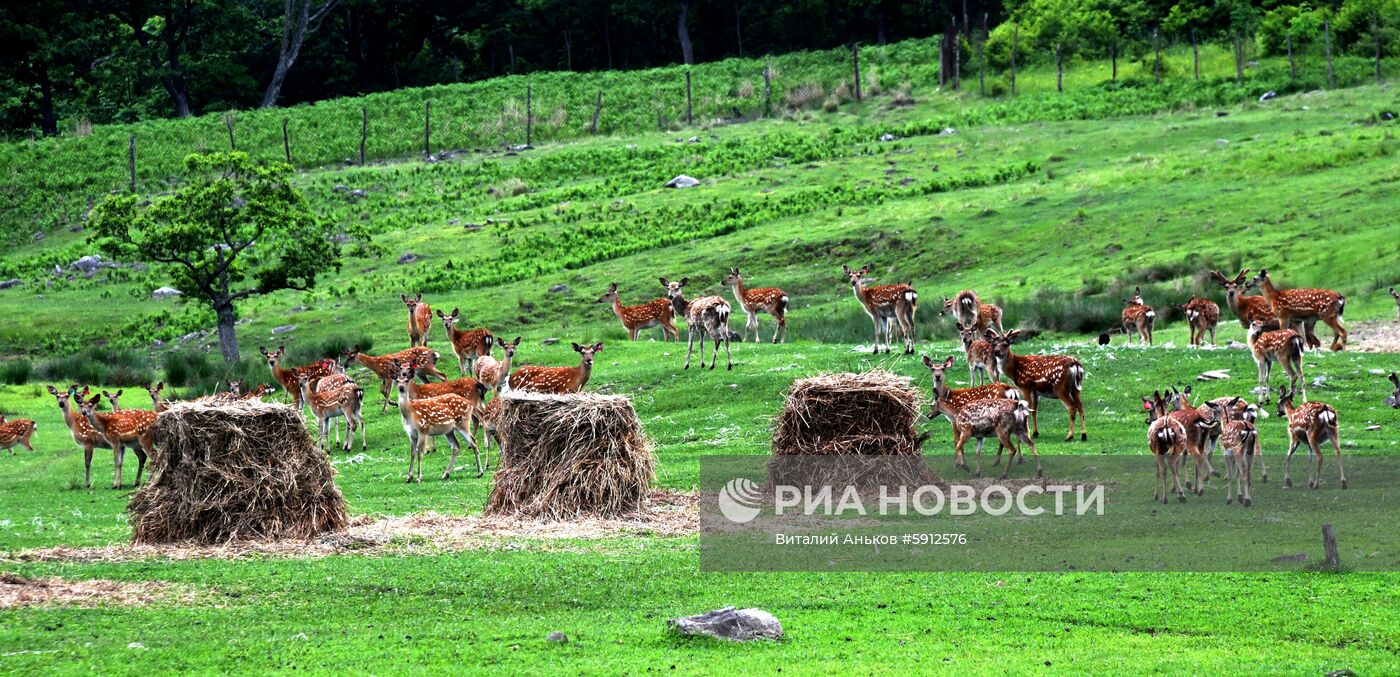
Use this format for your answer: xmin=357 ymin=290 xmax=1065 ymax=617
xmin=665 ymin=175 xmax=701 ymax=189
xmin=271 ymin=324 xmax=297 ymax=335
xmin=545 ymin=631 xmax=568 ymax=643
xmin=0 ymin=279 xmax=21 ymax=290
xmin=878 ymin=133 xmax=899 ymax=142
xmin=71 ymin=255 xmax=116 ymax=275
xmin=1259 ymin=91 xmax=1276 ymax=102
xmin=32 ymin=231 xmax=46 ymax=242
xmin=1226 ymin=339 xmax=1248 ymax=349
xmin=290 ymin=305 xmax=307 ymax=313
xmin=1380 ymin=111 xmax=1395 ymax=121
xmin=1216 ymin=111 xmax=1230 ymax=117
xmin=330 ymin=232 xmax=352 ymax=244
xmin=448 ymin=218 xmax=460 ymax=226
xmin=1216 ymin=139 xmax=1230 ymax=146
xmin=668 ymin=607 xmax=783 ymax=642
xmin=397 ymin=253 xmax=420 ymax=265
xmin=508 ymin=144 xmax=534 ymax=152
xmin=686 ymin=136 xmax=701 ymax=143
xmin=541 ymin=338 xmax=560 ymax=346
xmin=548 ymin=284 xmax=570 ymax=294
xmin=333 ymin=184 xmax=348 ymax=192
xmin=1197 ymin=369 xmax=1231 ymax=381
xmin=152 ymin=339 xmax=164 ymax=348
xmin=179 ymin=331 xmax=202 ymax=343
xmin=940 ymin=127 xmax=957 ymax=135
xmin=424 ymin=155 xmax=438 ymax=163
xmin=349 ymin=189 xmax=367 ymax=199
xmin=151 ymin=286 xmax=182 ymax=298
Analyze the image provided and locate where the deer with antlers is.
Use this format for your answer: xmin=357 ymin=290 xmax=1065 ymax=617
xmin=76 ymin=392 xmax=156 ymax=488
xmin=1120 ymin=287 xmax=1156 ymax=346
xmin=1181 ymin=297 xmax=1220 ymax=347
xmin=1209 ymin=269 xmax=1280 ymax=332
xmin=1275 ymin=386 xmax=1346 ymax=490
xmin=509 ymin=342 xmax=604 ymax=393
xmin=987 ymin=330 xmax=1087 ymax=441
xmin=401 ymin=293 xmax=433 ymax=347
xmin=436 ymin=309 xmax=494 ymax=376
xmin=47 ymin=385 xmax=112 ymax=488
xmin=392 ymin=359 xmax=487 ymax=482
xmin=721 ymin=268 xmax=789 ymax=344
xmin=1249 ymin=268 xmax=1347 ymax=351
xmin=941 ymin=290 xmax=1003 ymax=335
xmin=955 ymin=323 xmax=999 ymax=385
xmin=664 ymin=277 xmax=734 ymax=370
xmin=0 ymin=413 xmax=36 ymax=454
xmin=342 ymin=346 xmax=448 ymax=414
xmin=474 ymin=336 xmax=521 ymax=392
xmin=597 ymin=282 xmax=678 ymax=341
xmin=1247 ymin=320 xmax=1305 ymax=405
xmin=259 ymin=346 xmax=338 ymax=409
xmin=842 ymin=265 xmax=917 ymax=355
xmin=297 ymin=371 xmax=366 ymax=453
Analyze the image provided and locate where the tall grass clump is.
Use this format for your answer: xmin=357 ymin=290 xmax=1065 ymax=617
xmin=37 ymin=346 xmax=154 ymax=387
xmin=0 ymin=359 xmax=32 ymax=385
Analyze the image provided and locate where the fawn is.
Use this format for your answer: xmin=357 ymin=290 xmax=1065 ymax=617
xmin=48 ymin=385 xmax=112 ymax=488
xmin=343 ymin=346 xmax=448 ymax=414
xmin=940 ymin=290 xmax=1003 ymax=334
xmin=842 ymin=265 xmax=917 ymax=355
xmin=297 ymin=372 xmax=365 ymax=453
xmin=1120 ymin=287 xmax=1155 ymax=345
xmin=0 ymin=414 xmax=36 ymax=454
xmin=436 ymin=309 xmax=494 ymax=376
xmin=402 ymin=293 xmax=433 ymax=347
xmin=473 ymin=336 xmax=521 ymax=392
xmin=1275 ymin=386 xmax=1346 ymax=490
xmin=721 ymin=268 xmax=789 ymax=344
xmin=509 ymin=342 xmax=603 ymax=393
xmin=923 ymin=355 xmax=1030 ymax=476
xmin=1247 ymin=320 xmax=1305 ymax=404
xmin=598 ymin=282 xmax=678 ymax=341
xmin=955 ymin=323 xmax=998 ymax=385
xmin=664 ymin=277 xmax=734 ymax=370
xmin=1181 ymin=297 xmax=1220 ymax=347
xmin=1249 ymin=268 xmax=1346 ymax=351
xmin=1217 ymin=400 xmax=1261 ymax=506
xmin=77 ymin=392 xmax=156 ymax=488
xmin=392 ymin=361 xmax=485 ymax=482
xmin=259 ymin=346 xmax=337 ymax=409
xmin=1209 ymin=269 xmax=1280 ymax=332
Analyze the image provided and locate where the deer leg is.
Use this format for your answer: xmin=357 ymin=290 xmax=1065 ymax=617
xmin=1283 ymin=435 xmax=1300 ymax=488
xmin=1209 ymin=325 xmax=1217 ymax=346
xmin=684 ymin=328 xmax=697 ymax=369
xmin=83 ymin=444 xmax=94 ymax=488
xmin=973 ymin=437 xmax=984 ymax=477
xmin=1323 ymin=314 xmax=1346 ymax=352
xmin=1287 ymin=355 xmax=1305 ymax=404
xmin=1170 ymin=453 xmax=1186 ymax=502
xmin=996 ymin=431 xmax=1016 ymax=479
xmin=953 ymin=429 xmax=968 ymax=471
xmin=379 ymin=379 xmax=394 ymax=415
xmin=133 ymin=441 xmax=149 ymax=487
xmin=1061 ymin=393 xmax=1076 ymax=443
xmin=1024 ymin=432 xmax=1041 ymax=478
xmin=406 ymin=431 xmax=419 ymax=483
xmin=1329 ymin=429 xmax=1346 ymax=489
xmin=1306 ymin=431 xmax=1323 ymax=489
xmin=442 ymin=430 xmax=462 ymax=480
xmin=772 ymin=312 xmax=784 ymax=344
xmin=1027 ymin=392 xmax=1040 ymax=438
xmin=1154 ymin=453 xmax=1166 ymax=502
xmin=112 ymin=443 xmax=124 ymax=489
xmin=1224 ymin=447 xmax=1236 ymax=504
xmin=1256 ymin=359 xmax=1271 ymax=404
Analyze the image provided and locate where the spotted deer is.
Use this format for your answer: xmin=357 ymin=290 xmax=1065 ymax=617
xmin=1120 ymin=287 xmax=1156 ymax=345
xmin=260 ymin=346 xmax=338 ymax=409
xmin=297 ymin=372 xmax=366 ymax=453
xmin=1247 ymin=320 xmax=1305 ymax=404
xmin=1275 ymin=386 xmax=1345 ymax=490
xmin=473 ymin=336 xmax=521 ymax=392
xmin=342 ymin=346 xmax=447 ymax=414
xmin=1145 ymin=399 xmax=1191 ymax=504
xmin=1217 ymin=400 xmax=1261 ymax=506
xmin=47 ymin=385 xmax=112 ymax=488
xmin=1209 ymin=269 xmax=1279 ymax=332
xmin=721 ymin=268 xmax=789 ymax=343
xmin=1143 ymin=390 xmax=1219 ymax=500
xmin=101 ymin=390 xmax=124 ymax=411
xmin=1206 ymin=394 xmax=1269 ymax=484
xmin=401 ymin=293 xmax=433 ymax=347
xmin=392 ymin=362 xmax=485 ymax=482
xmin=923 ymin=355 xmax=1026 ymax=474
xmin=956 ymin=323 xmax=999 ymax=384
xmin=0 ymin=414 xmax=36 ymax=454
xmin=1250 ymin=268 xmax=1347 ymax=351
xmin=146 ymin=383 xmax=169 ymax=413
xmin=1391 ymin=288 xmax=1400 ymax=319
xmin=239 ymin=384 xmax=277 ymax=401
xmin=394 ymin=359 xmax=489 ymax=403
xmin=436 ymin=309 xmax=494 ymax=376
xmin=940 ymin=290 xmax=1003 ymax=334
xmin=930 ymin=392 xmax=1038 ymax=479
xmin=77 ymin=392 xmax=155 ymax=488
xmin=987 ymin=330 xmax=1087 ymax=441
xmin=842 ymin=265 xmax=917 ymax=354
xmin=597 ymin=282 xmax=678 ymax=341
xmin=509 ymin=342 xmax=604 ymax=393
xmin=1181 ymin=297 xmax=1220 ymax=347
xmin=664 ymin=277 xmax=733 ymax=370
xmin=1386 ymin=372 xmax=1400 ymax=409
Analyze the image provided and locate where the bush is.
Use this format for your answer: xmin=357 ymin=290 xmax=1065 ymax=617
xmin=0 ymin=359 xmax=31 ymax=385
xmin=37 ymin=346 xmax=154 ymax=388
xmin=162 ymin=349 xmax=273 ymax=398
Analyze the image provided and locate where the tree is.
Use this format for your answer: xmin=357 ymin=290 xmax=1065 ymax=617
xmin=0 ymin=2 xmax=113 ymax=135
xmin=261 ymin=0 xmax=341 ymax=107
xmin=678 ymin=0 xmax=695 ymax=65
xmin=89 ymin=153 xmax=356 ymax=363
xmin=108 ymin=1 xmax=203 ymax=117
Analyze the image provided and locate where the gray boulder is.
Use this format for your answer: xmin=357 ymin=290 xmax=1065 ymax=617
xmin=668 ymin=607 xmax=783 ymax=642
xmin=71 ymin=255 xmax=117 ymax=276
xmin=271 ymin=324 xmax=297 ymax=335
xmin=545 ymin=631 xmax=568 ymax=643
xmin=665 ymin=175 xmax=701 ymax=189
xmin=0 ymin=279 xmax=21 ymax=290
xmin=548 ymin=284 xmax=570 ymax=294
xmin=151 ymin=286 xmax=182 ymax=298
xmin=397 ymin=253 xmax=420 ymax=265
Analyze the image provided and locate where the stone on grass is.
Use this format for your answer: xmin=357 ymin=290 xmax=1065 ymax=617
xmin=0 ymin=279 xmax=21 ymax=290
xmin=546 ymin=631 xmax=568 ymax=643
xmin=665 ymin=175 xmax=701 ymax=189
xmin=397 ymin=253 xmax=420 ymax=265
xmin=668 ymin=607 xmax=783 ymax=642
xmin=151 ymin=286 xmax=182 ymax=298
xmin=548 ymin=284 xmax=570 ymax=294
xmin=271 ymin=325 xmax=297 ymax=335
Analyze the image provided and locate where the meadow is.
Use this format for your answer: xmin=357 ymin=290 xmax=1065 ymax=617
xmin=1 ymin=41 xmax=1400 ymax=674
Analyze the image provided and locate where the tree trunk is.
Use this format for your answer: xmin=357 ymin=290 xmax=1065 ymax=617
xmin=678 ymin=0 xmax=695 ymax=65
xmin=263 ymin=1 xmax=339 ymax=108
xmin=38 ymin=66 xmax=58 ymax=137
xmin=564 ymin=29 xmax=573 ymax=70
xmin=162 ymin=34 xmax=194 ymax=117
xmin=877 ymin=5 xmax=887 ymax=45
xmin=734 ymin=0 xmax=743 ymax=56
xmin=603 ymin=11 xmax=614 ymax=69
xmin=215 ymin=301 xmax=240 ymax=364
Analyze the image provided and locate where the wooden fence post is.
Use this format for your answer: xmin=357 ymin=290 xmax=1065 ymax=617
xmin=590 ymin=90 xmax=603 ymax=134
xmin=224 ymin=113 xmax=236 ymax=150
xmin=128 ymin=134 xmax=136 ymax=193
xmin=1010 ymin=23 xmax=1018 ymax=95
xmin=1153 ymin=29 xmax=1161 ymax=84
xmin=1111 ymin=40 xmax=1118 ymax=81
xmin=1192 ymin=30 xmax=1200 ymax=81
xmin=281 ymin=118 xmax=291 ymax=163
xmin=1322 ymin=524 xmax=1340 ymax=568
xmin=423 ymin=100 xmax=431 ymax=157
xmin=852 ymin=43 xmax=862 ymax=101
xmin=1325 ymin=20 xmax=1336 ymax=88
xmin=1287 ymin=34 xmax=1296 ymax=79
xmin=525 ymin=84 xmax=533 ymax=147
xmin=978 ymin=13 xmax=987 ymax=96
xmin=763 ymin=64 xmax=772 ymax=115
xmin=685 ymin=70 xmax=693 ymax=125
xmin=1055 ymin=43 xmax=1063 ymax=93
xmin=1233 ymin=34 xmax=1244 ymax=84
xmin=359 ymin=107 xmax=367 ymax=165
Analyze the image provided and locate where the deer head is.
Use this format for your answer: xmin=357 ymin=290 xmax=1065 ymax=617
xmin=721 ymin=268 xmax=742 ymax=287
xmin=571 ymin=342 xmax=604 ymax=367
xmin=841 ymin=264 xmax=870 ymax=288
xmin=596 ymin=282 xmax=620 ymax=305
xmin=401 ymin=292 xmax=423 ymax=310
xmin=501 ymin=336 xmax=522 ymax=358
xmin=1275 ymin=386 xmax=1296 ymax=418
xmin=258 ymin=346 xmax=286 ymax=368
xmin=435 ymin=308 xmax=462 ymax=330
xmin=921 ymin=355 xmax=957 ymax=391
xmin=1122 ymin=286 xmax=1144 ymax=306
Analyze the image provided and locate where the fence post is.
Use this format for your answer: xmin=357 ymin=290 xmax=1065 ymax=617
xmin=1325 ymin=20 xmax=1336 ymax=89
xmin=281 ymin=118 xmax=291 ymax=163
xmin=1287 ymin=34 xmax=1296 ymax=79
xmin=1233 ymin=34 xmax=1244 ymax=84
xmin=685 ymin=70 xmax=693 ymax=125
xmin=423 ymin=100 xmax=431 ymax=157
xmin=1055 ymin=43 xmax=1063 ymax=93
xmin=128 ymin=134 xmax=136 ymax=193
xmin=852 ymin=43 xmax=862 ymax=101
xmin=525 ymin=84 xmax=533 ymax=147
xmin=1192 ymin=30 xmax=1200 ymax=81
xmin=952 ymin=19 xmax=961 ymax=91
xmin=590 ymin=90 xmax=603 ymax=134
xmin=359 ymin=107 xmax=367 ymax=165
xmin=1153 ymin=29 xmax=1161 ymax=84
xmin=1375 ymin=10 xmax=1383 ymax=83
xmin=1010 ymin=23 xmax=1018 ymax=95
xmin=978 ymin=13 xmax=987 ymax=96
xmin=1111 ymin=40 xmax=1118 ymax=81
xmin=1322 ymin=524 xmax=1340 ymax=568
xmin=763 ymin=64 xmax=772 ymax=115
xmin=224 ymin=113 xmax=236 ymax=150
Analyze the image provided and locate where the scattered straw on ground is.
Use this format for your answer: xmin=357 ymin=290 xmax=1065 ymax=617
xmin=0 ymin=572 xmax=187 ymax=608
xmin=5 ymin=490 xmax=697 ymax=564
xmin=1345 ymin=321 xmax=1400 ymax=353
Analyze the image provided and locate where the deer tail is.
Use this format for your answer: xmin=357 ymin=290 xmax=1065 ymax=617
xmin=1287 ymin=333 xmax=1304 ymax=365
xmin=776 ymin=294 xmax=789 ymax=317
xmin=1336 ymin=295 xmax=1346 ymax=317
xmin=1317 ymin=408 xmax=1337 ymax=427
xmin=905 ymin=290 xmax=918 ymax=307
xmin=1069 ymin=363 xmax=1085 ymax=392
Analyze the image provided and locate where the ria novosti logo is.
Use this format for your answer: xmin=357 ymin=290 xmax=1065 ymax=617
xmin=717 ymin=477 xmax=764 ymax=524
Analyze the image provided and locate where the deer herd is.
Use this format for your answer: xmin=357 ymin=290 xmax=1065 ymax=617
xmin=12 ymin=263 xmax=1397 ymax=505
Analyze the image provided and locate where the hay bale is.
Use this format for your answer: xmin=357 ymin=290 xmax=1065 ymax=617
xmin=769 ymin=370 xmax=935 ymax=487
xmin=128 ymin=400 xmax=348 ymax=545
xmin=484 ymin=392 xmax=655 ymax=519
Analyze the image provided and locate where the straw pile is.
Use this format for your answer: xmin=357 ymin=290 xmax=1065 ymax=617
xmin=769 ymin=370 xmax=936 ymax=487
xmin=127 ymin=400 xmax=348 ymax=545
xmin=484 ymin=392 xmax=656 ymax=519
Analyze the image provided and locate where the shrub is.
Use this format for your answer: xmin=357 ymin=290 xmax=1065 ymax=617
xmin=0 ymin=359 xmax=32 ymax=385
xmin=37 ymin=346 xmax=154 ymax=388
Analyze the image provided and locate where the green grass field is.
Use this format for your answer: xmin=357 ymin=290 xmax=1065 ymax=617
xmin=2 ymin=47 xmax=1400 ymax=674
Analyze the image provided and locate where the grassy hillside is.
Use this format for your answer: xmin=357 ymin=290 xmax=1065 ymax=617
xmin=1 ymin=44 xmax=1399 ymax=674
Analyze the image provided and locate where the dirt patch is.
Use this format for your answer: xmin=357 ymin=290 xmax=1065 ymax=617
xmin=6 ymin=490 xmax=698 ymax=564
xmin=1346 ymin=320 xmax=1400 ymax=353
xmin=0 ymin=572 xmax=184 ymax=608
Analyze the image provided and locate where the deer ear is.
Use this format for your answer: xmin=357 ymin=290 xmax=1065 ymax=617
xmin=512 ymin=336 xmax=522 ymax=345
xmin=594 ymin=342 xmax=604 ymax=352
xmin=435 ymin=309 xmax=445 ymax=318
xmin=258 ymin=347 xmax=268 ymax=355
xmin=841 ymin=265 xmax=850 ymax=275
xmin=415 ymin=292 xmax=422 ymax=302
xmin=115 ymin=390 xmax=122 ymax=397
xmin=679 ymin=277 xmax=689 ymax=287
xmin=659 ymin=277 xmax=669 ymax=287
xmin=451 ymin=308 xmax=460 ymax=318
xmin=943 ymin=356 xmax=955 ymax=369
xmin=572 ymin=342 xmax=583 ymax=352
xmin=921 ymin=355 xmax=934 ymax=368
xmin=1390 ymin=372 xmax=1399 ymax=385
xmin=400 ymin=294 xmax=408 ymax=303
xmin=609 ymin=282 xmax=617 ymax=292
